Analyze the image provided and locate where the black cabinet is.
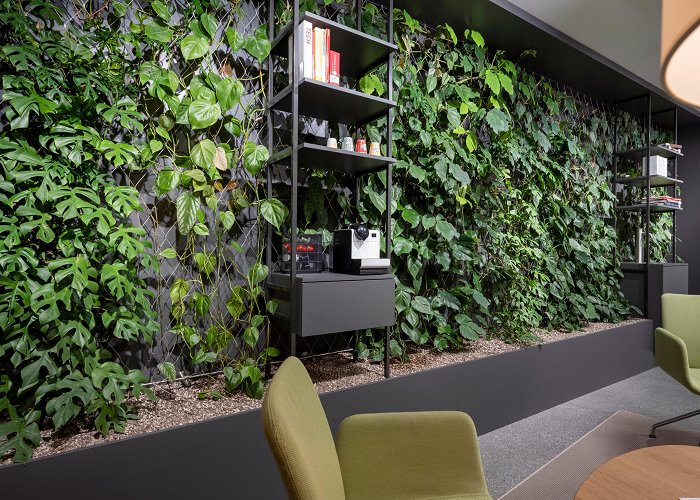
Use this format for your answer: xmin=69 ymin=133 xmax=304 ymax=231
xmin=621 ymin=262 xmax=688 ymax=328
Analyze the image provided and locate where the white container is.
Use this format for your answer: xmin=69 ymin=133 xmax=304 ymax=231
xmin=642 ymin=155 xmax=668 ymax=176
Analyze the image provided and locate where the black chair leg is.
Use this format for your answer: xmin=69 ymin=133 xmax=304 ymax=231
xmin=649 ymin=408 xmax=700 ymax=438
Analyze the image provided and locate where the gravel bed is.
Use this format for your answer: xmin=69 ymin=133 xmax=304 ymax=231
xmin=2 ymin=319 xmax=644 ymax=464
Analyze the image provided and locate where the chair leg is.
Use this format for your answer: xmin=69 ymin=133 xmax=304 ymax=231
xmin=649 ymin=408 xmax=700 ymax=438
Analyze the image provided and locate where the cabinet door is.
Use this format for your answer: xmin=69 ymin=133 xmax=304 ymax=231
xmin=297 ymin=278 xmax=395 ymax=337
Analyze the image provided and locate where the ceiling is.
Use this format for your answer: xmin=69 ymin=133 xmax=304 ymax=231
xmin=393 ymin=0 xmax=700 ymax=126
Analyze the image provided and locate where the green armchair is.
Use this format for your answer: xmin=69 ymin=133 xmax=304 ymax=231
xmin=262 ymin=356 xmax=492 ymax=500
xmin=650 ymin=293 xmax=700 ymax=438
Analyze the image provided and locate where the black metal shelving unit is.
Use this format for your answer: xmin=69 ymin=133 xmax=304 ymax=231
xmin=265 ymin=0 xmax=396 ymax=377
xmin=613 ymin=94 xmax=683 ymax=316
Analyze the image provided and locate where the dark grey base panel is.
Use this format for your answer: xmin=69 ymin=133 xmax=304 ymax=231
xmin=621 ymin=262 xmax=689 ymax=328
xmin=0 ymin=320 xmax=653 ymax=499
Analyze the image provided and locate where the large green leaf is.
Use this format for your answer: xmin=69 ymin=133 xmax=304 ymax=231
xmin=155 ymin=169 xmax=180 ymax=195
xmin=188 ymin=100 xmax=221 ymax=129
xmin=170 ymin=278 xmax=189 ymax=303
xmin=190 ymin=139 xmax=217 ymax=169
xmin=485 ymin=108 xmax=509 ymax=134
xmin=247 ymin=263 xmax=269 ymax=286
xmin=180 ymin=34 xmax=209 ymax=61
xmin=401 ymin=209 xmax=420 ymax=228
xmin=157 ymin=362 xmax=177 ymax=382
xmin=216 ymin=77 xmax=244 ymax=111
xmin=435 ymin=219 xmax=458 ymax=241
xmin=226 ymin=28 xmax=245 ymax=52
xmin=0 ymin=419 xmax=40 ymax=463
xmin=220 ymin=211 xmax=236 ymax=231
xmin=243 ymin=142 xmax=269 ymax=175
xmin=484 ymin=70 xmax=500 ymax=94
xmin=144 ymin=21 xmax=172 ymax=43
xmin=412 ymin=296 xmax=433 ymax=315
xmin=150 ymin=0 xmax=172 ymax=21
xmin=259 ymin=198 xmax=289 ymax=230
xmin=226 ymin=286 xmax=246 ymax=319
xmin=243 ymin=33 xmax=271 ymax=62
xmin=175 ymin=191 xmax=198 ymax=234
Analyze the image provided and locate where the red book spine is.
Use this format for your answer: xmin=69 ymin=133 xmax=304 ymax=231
xmin=329 ymin=50 xmax=340 ymax=86
xmin=325 ymin=28 xmax=331 ymax=83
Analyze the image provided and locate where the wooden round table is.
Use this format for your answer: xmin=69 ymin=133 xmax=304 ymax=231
xmin=576 ymin=445 xmax=700 ymax=499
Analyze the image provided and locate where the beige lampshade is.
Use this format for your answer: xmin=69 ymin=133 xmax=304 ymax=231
xmin=661 ymin=0 xmax=700 ymax=107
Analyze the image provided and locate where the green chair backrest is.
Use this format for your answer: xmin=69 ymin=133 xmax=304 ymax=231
xmin=661 ymin=293 xmax=700 ymax=366
xmin=262 ymin=356 xmax=345 ymax=500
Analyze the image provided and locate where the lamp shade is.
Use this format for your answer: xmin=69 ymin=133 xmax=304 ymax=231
xmin=661 ymin=0 xmax=700 ymax=107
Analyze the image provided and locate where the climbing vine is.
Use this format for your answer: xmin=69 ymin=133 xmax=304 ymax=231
xmin=0 ymin=0 xmax=680 ymax=463
xmin=0 ymin=0 xmax=158 ymax=463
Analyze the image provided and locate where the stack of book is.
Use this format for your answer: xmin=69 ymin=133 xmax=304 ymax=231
xmin=658 ymin=143 xmax=682 ymax=154
xmin=643 ymin=195 xmax=682 ymax=209
xmin=293 ymin=21 xmax=340 ymax=86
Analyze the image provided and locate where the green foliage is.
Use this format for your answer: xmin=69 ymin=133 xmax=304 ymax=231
xmin=0 ymin=0 xmax=157 ymax=462
xmin=134 ymin=0 xmax=280 ymax=402
xmin=356 ymin=12 xmax=635 ymax=352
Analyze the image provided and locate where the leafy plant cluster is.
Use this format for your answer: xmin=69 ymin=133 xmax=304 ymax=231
xmin=270 ymin=4 xmax=675 ymax=356
xmin=132 ymin=0 xmax=283 ymax=400
xmin=0 ymin=0 xmax=282 ymax=463
xmin=0 ymin=0 xmax=158 ymax=462
xmin=0 ymin=0 xmax=678 ymax=464
xmin=355 ymin=12 xmax=639 ymax=352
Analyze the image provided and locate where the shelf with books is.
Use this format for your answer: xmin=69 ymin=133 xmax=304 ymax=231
xmin=612 ymin=97 xmax=685 ymax=317
xmin=615 ymin=175 xmax=683 ymax=188
xmin=271 ymin=11 xmax=396 ymax=79
xmin=615 ymin=145 xmax=683 ymax=161
xmin=615 ymin=204 xmax=682 ymax=213
xmin=268 ymin=78 xmax=395 ymax=126
xmin=268 ymin=143 xmax=395 ymax=176
xmin=265 ymin=1 xmax=396 ymax=377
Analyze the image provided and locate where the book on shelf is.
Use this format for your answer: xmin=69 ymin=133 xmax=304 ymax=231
xmin=313 ymin=27 xmax=328 ymax=82
xmin=295 ymin=20 xmax=314 ymax=80
xmin=329 ymin=50 xmax=340 ymax=86
xmin=658 ymin=142 xmax=682 ymax=154
xmin=641 ymin=195 xmax=682 ymax=208
xmin=291 ymin=21 xmax=338 ymax=85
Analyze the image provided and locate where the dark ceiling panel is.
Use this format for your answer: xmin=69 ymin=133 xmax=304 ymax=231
xmin=393 ymin=0 xmax=700 ymax=126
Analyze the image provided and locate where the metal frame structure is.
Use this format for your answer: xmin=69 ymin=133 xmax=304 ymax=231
xmin=265 ymin=0 xmax=396 ymax=377
xmin=613 ymin=94 xmax=682 ymax=316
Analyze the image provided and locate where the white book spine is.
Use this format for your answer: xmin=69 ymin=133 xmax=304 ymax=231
xmin=295 ymin=20 xmax=313 ymax=80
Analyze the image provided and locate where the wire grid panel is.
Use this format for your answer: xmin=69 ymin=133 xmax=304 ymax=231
xmin=107 ymin=0 xmax=273 ymax=380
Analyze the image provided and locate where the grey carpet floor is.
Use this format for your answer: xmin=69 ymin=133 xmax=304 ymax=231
xmin=479 ymin=367 xmax=700 ymax=499
xmin=500 ymin=410 xmax=700 ymax=499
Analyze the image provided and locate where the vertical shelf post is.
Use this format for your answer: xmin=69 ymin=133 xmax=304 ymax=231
xmin=613 ymin=103 xmax=618 ymax=271
xmin=289 ymin=0 xmax=300 ymax=356
xmin=672 ymin=106 xmax=678 ymax=262
xmin=384 ymin=0 xmax=394 ymax=379
xmin=264 ymin=0 xmax=275 ymax=379
xmin=644 ymin=94 xmax=651 ymax=316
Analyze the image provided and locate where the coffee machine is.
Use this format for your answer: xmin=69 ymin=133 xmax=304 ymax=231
xmin=332 ymin=223 xmax=390 ymax=275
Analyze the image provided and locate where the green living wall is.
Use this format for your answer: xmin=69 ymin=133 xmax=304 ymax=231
xmin=0 ymin=0 xmax=672 ymax=462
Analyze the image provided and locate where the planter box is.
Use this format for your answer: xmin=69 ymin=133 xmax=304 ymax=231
xmin=0 ymin=320 xmax=654 ymax=499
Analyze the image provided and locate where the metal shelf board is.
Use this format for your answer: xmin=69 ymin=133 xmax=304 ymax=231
xmin=271 ymin=11 xmax=396 ymax=78
xmin=616 ymin=204 xmax=682 ymax=213
xmin=620 ymin=261 xmax=689 ymax=272
xmin=615 ymin=175 xmax=684 ymax=188
xmin=269 ymin=78 xmax=395 ymax=125
xmin=615 ymin=145 xmax=684 ymax=161
xmin=268 ymin=143 xmax=394 ymax=175
xmin=269 ymin=270 xmax=394 ymax=287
